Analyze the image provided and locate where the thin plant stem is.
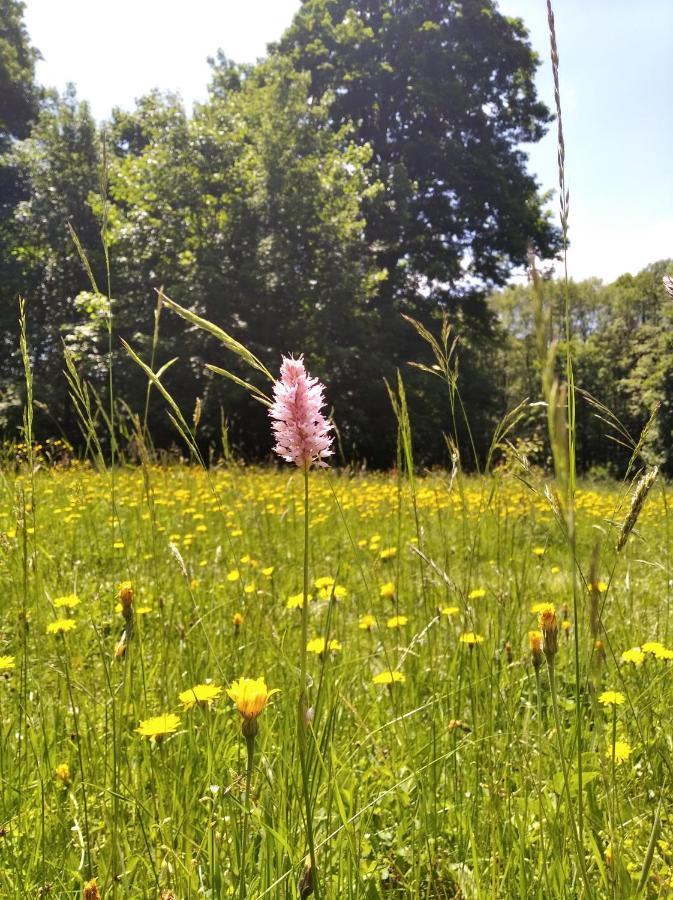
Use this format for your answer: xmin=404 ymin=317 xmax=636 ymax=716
xmin=239 ymin=731 xmax=255 ymax=900
xmin=299 ymin=468 xmax=320 ymax=899
xmin=547 ymin=659 xmax=592 ymax=896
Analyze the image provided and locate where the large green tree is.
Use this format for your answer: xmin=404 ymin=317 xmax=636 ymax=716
xmin=103 ymin=62 xmax=382 ymax=458
xmin=276 ymin=0 xmax=559 ymax=306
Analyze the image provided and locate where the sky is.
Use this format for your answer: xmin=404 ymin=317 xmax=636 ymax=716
xmin=22 ymin=0 xmax=673 ymax=284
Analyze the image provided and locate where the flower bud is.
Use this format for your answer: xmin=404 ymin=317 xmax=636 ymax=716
xmin=539 ymin=607 xmax=558 ymax=660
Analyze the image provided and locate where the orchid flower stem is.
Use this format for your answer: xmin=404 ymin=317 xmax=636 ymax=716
xmin=299 ymin=467 xmax=320 ymax=899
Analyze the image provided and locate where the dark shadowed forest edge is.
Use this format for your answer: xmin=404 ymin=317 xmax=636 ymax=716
xmin=1 ymin=0 xmax=671 ymax=473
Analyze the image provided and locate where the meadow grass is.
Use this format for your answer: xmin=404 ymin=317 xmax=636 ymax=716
xmin=0 ymin=458 xmax=671 ymax=897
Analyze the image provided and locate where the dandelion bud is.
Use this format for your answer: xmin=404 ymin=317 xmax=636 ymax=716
xmin=539 ymin=607 xmax=558 ymax=660
xmin=528 ymin=630 xmax=543 ymax=671
xmin=594 ymin=639 xmax=606 ymax=668
xmin=242 ymin=716 xmax=258 ymax=740
xmin=83 ymin=879 xmax=100 ymax=900
xmin=298 ymin=855 xmax=314 ymax=899
xmin=118 ymin=580 xmax=134 ymax=618
xmin=504 ymin=641 xmax=513 ymax=664
xmin=232 ymin=611 xmax=244 ymax=631
xmin=55 ymin=762 xmax=70 ymax=785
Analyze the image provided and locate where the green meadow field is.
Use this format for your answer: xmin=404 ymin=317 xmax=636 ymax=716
xmin=1 ymin=459 xmax=671 ymax=897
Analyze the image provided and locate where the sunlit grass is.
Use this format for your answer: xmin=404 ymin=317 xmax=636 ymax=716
xmin=0 ymin=462 xmax=671 ymax=896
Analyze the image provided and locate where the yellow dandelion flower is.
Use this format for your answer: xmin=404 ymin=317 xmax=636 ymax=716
xmin=532 ymin=546 xmax=545 ymax=557
xmin=372 ymin=670 xmax=405 ymax=685
xmin=226 ymin=569 xmax=240 ymax=582
xmin=286 ymin=592 xmax=312 ymax=610
xmin=226 ymin=677 xmax=279 ymax=720
xmin=306 ymin=637 xmax=342 ymax=654
xmin=262 ymin=566 xmax=274 ymax=577
xmin=232 ymin=611 xmax=244 ymax=627
xmin=589 ymin=581 xmax=608 ymax=593
xmin=317 ymin=584 xmax=347 ymax=601
xmin=55 ymin=762 xmax=70 ymax=783
xmin=243 ymin=583 xmax=256 ymax=595
xmin=641 ymin=641 xmax=664 ymax=655
xmin=379 ymin=582 xmax=396 ymax=599
xmin=621 ymin=647 xmax=645 ymax=665
xmin=386 ymin=615 xmax=408 ymax=629
xmin=358 ymin=614 xmax=376 ymax=630
xmin=440 ymin=606 xmax=459 ymax=617
xmin=598 ymin=690 xmax=625 ymax=706
xmin=53 ymin=594 xmax=80 ymax=610
xmin=47 ymin=618 xmax=76 ymax=635
xmin=460 ymin=632 xmax=485 ymax=646
xmin=179 ymin=683 xmax=223 ymax=710
xmin=608 ymin=740 xmax=632 ymax=763
xmin=314 ymin=576 xmax=334 ymax=589
xmin=379 ymin=547 xmax=397 ymax=560
xmin=531 ymin=601 xmax=555 ymax=615
xmin=468 ymin=588 xmax=486 ymax=600
xmin=652 ymin=645 xmax=673 ymax=660
xmin=136 ymin=712 xmax=181 ymax=740
xmin=0 ymin=655 xmax=15 ymax=670
xmin=551 ymin=565 xmax=561 ymax=574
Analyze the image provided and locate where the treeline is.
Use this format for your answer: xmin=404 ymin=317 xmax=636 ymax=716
xmin=0 ymin=1 xmax=670 ymax=471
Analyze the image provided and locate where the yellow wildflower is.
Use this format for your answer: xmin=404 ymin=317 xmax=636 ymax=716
xmin=136 ymin=713 xmax=181 ymax=740
xmin=379 ymin=547 xmax=397 ymax=560
xmin=372 ymin=670 xmax=405 ymax=685
xmin=226 ymin=677 xmax=278 ymax=720
xmin=179 ymin=683 xmax=223 ymax=710
xmin=598 ymin=691 xmax=625 ymax=706
xmin=53 ymin=594 xmax=80 ymax=610
xmin=608 ymin=740 xmax=632 ymax=763
xmin=287 ymin=592 xmax=312 ymax=610
xmin=55 ymin=762 xmax=70 ymax=784
xmin=460 ymin=632 xmax=484 ymax=646
xmin=386 ymin=615 xmax=408 ymax=629
xmin=621 ymin=647 xmax=645 ymax=665
xmin=306 ymin=637 xmax=342 ymax=654
xmin=314 ymin=576 xmax=334 ymax=589
xmin=379 ymin=582 xmax=395 ymax=599
xmin=0 ymin=655 xmax=15 ymax=670
xmin=468 ymin=588 xmax=486 ymax=600
xmin=47 ymin=618 xmax=76 ymax=635
xmin=358 ymin=614 xmax=376 ymax=630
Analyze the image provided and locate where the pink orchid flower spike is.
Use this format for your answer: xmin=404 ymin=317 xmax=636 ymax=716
xmin=269 ymin=355 xmax=333 ymax=470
